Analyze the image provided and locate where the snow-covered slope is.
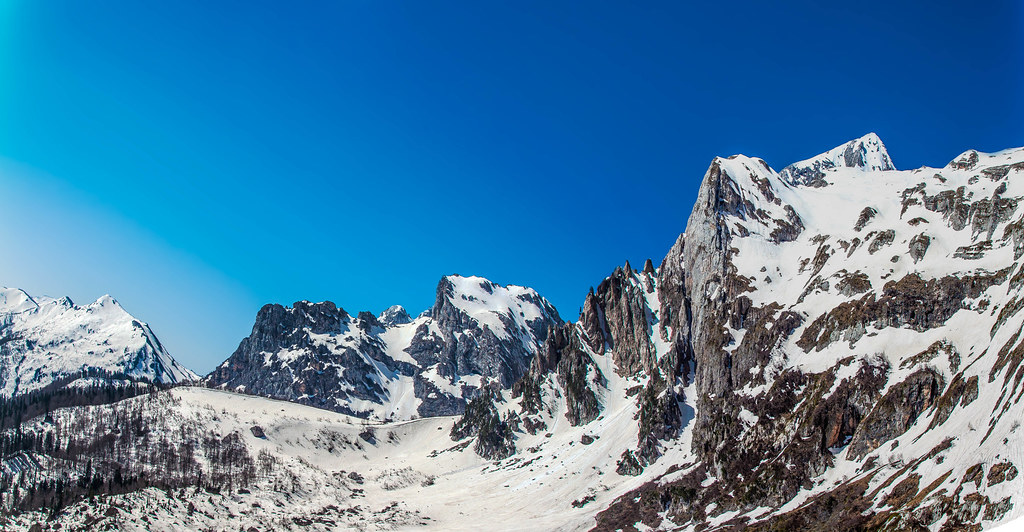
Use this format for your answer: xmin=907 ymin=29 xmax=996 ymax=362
xmin=5 ymin=383 xmax=698 ymax=531
xmin=0 ymin=287 xmax=197 ymax=397
xmin=206 ymin=274 xmax=561 ymax=420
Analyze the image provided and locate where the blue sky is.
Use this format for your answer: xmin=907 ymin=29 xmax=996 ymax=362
xmin=1 ymin=1 xmax=1021 ymax=373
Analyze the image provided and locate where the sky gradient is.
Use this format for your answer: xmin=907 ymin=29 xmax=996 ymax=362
xmin=1 ymin=1 xmax=1021 ymax=373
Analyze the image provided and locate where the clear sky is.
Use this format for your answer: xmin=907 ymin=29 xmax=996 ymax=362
xmin=1 ymin=1 xmax=1021 ymax=374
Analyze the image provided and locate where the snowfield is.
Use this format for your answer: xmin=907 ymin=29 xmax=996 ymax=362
xmin=6 ymin=382 xmax=692 ymax=531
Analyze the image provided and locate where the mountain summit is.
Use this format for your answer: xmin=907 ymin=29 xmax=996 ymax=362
xmin=780 ymin=132 xmax=895 ymax=187
xmin=0 ymin=287 xmax=197 ymax=397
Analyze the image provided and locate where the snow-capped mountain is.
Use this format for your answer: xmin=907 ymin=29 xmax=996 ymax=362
xmin=450 ymin=134 xmax=1024 ymax=530
xmin=205 ymin=274 xmax=561 ymax=419
xmin=0 ymin=287 xmax=197 ymax=397
xmin=5 ymin=134 xmax=1024 ymax=531
xmin=585 ymin=135 xmax=1024 ymax=529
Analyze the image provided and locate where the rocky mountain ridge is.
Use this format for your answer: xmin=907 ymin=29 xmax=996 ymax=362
xmin=589 ymin=136 xmax=1024 ymax=530
xmin=450 ymin=134 xmax=1024 ymax=531
xmin=205 ymin=274 xmax=561 ymax=419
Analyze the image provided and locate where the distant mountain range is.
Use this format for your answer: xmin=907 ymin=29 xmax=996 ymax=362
xmin=4 ymin=134 xmax=1024 ymax=531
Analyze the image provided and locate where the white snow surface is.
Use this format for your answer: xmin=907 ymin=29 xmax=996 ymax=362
xmin=7 ymin=381 xmax=694 ymax=531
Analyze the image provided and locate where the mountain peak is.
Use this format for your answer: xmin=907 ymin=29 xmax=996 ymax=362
xmin=84 ymin=294 xmax=134 ymax=320
xmin=378 ymin=304 xmax=412 ymax=327
xmin=433 ymin=274 xmax=560 ymax=334
xmin=0 ymin=287 xmax=39 ymax=314
xmin=95 ymin=294 xmax=118 ymax=306
xmin=688 ymin=154 xmax=804 ymax=244
xmin=779 ymin=133 xmax=895 ymax=187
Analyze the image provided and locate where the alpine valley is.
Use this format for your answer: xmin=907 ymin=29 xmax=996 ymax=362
xmin=3 ymin=134 xmax=1024 ymax=531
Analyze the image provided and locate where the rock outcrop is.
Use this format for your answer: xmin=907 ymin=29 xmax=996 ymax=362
xmin=450 ymin=389 xmax=516 ymax=460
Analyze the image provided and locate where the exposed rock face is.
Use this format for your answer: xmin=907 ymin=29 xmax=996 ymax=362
xmin=854 ymin=207 xmax=878 ymax=231
xmin=489 ymin=252 xmax=693 ymax=466
xmin=530 ymin=324 xmax=604 ymax=426
xmin=909 ymin=233 xmax=931 ymax=262
xmin=631 ymin=370 xmax=684 ymax=465
xmin=450 ymin=390 xmax=516 ymax=460
xmin=223 ymin=301 xmax=349 ymax=361
xmin=657 ymin=234 xmax=695 ymax=385
xmin=409 ymin=276 xmax=558 ymax=390
xmin=867 ymin=229 xmax=895 ymax=254
xmin=681 ymin=153 xmax=808 ymax=468
xmin=798 ymin=270 xmax=1010 ymax=351
xmin=508 ymin=319 xmax=608 ymax=443
xmin=378 ymin=305 xmax=411 ymax=327
xmin=205 ymin=301 xmax=407 ymax=416
xmin=908 ymin=183 xmax=1020 ymax=236
xmin=847 ymin=368 xmax=944 ymax=459
xmin=0 ymin=287 xmax=196 ymax=397
xmin=582 ymin=264 xmax=657 ymax=377
xmin=206 ymin=275 xmax=561 ymax=419
xmin=930 ymin=370 xmax=977 ymax=428
xmin=950 ymin=149 xmax=981 ymax=170
xmin=836 ymin=271 xmax=871 ymax=296
xmin=593 ymin=137 xmax=1024 ymax=531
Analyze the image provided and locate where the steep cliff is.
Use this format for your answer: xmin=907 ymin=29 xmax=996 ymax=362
xmin=595 ymin=136 xmax=1024 ymax=531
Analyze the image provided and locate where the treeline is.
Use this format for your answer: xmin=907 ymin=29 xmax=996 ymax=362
xmin=0 ymin=369 xmax=168 ymax=430
xmin=0 ymin=382 xmax=271 ymax=517
xmin=2 ymin=462 xmax=159 ymax=520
